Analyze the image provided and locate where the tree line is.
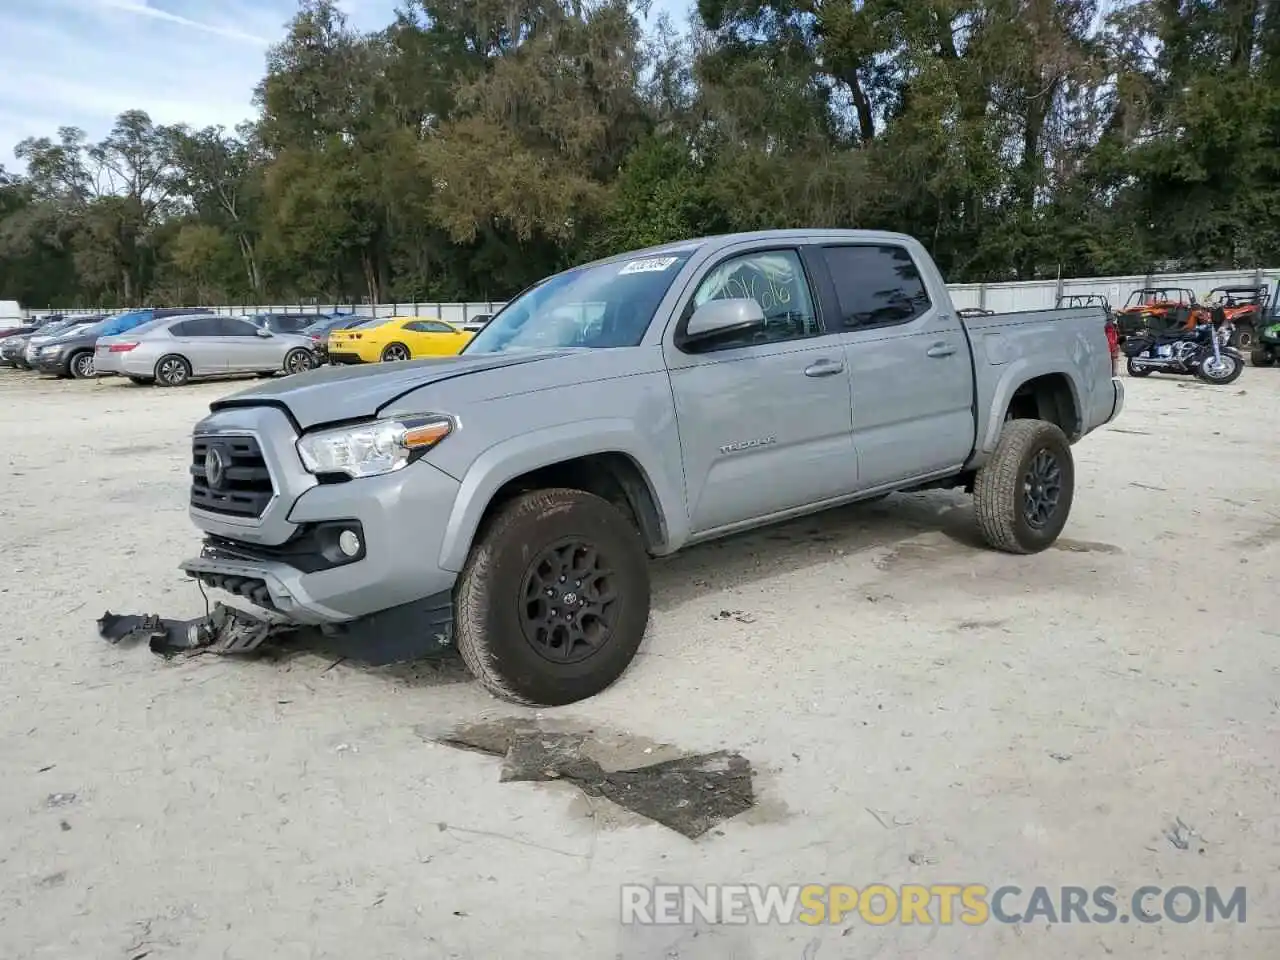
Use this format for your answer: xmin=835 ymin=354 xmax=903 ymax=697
xmin=2 ymin=0 xmax=1278 ymax=309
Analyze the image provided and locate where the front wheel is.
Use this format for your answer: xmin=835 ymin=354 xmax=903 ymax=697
xmin=1195 ymin=351 xmax=1243 ymax=385
xmin=70 ymin=351 xmax=95 ymax=379
xmin=973 ymin=419 xmax=1075 ymax=555
xmin=1126 ymin=357 xmax=1152 ymax=377
xmin=1230 ymin=326 xmax=1254 ymax=350
xmin=1251 ymin=347 xmax=1275 ymax=367
xmin=154 ymin=354 xmax=192 ymax=387
xmin=454 ymin=488 xmax=651 ymax=706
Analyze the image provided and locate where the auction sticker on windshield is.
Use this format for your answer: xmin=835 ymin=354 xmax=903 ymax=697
xmin=619 ymin=257 xmax=679 ymax=275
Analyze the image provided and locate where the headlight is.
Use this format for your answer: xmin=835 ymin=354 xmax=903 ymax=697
xmin=296 ymin=414 xmax=453 ymax=479
xmin=40 ymin=344 xmax=62 ymax=355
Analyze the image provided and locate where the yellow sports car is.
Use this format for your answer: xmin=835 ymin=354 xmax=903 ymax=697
xmin=327 ymin=317 xmax=474 ymax=364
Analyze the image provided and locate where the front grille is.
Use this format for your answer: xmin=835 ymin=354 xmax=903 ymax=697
xmin=190 ymin=435 xmax=274 ymax=518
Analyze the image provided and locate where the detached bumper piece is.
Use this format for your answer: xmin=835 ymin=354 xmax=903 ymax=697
xmin=99 ymin=588 xmax=454 ymax=665
xmin=96 ymin=603 xmax=298 ymax=657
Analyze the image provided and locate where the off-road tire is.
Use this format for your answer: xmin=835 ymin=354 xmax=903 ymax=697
xmin=1231 ymin=326 xmax=1255 ymax=351
xmin=454 ymin=488 xmax=651 ymax=706
xmin=69 ymin=350 xmax=95 ymax=379
xmin=1125 ymin=357 xmax=1151 ymax=377
xmin=155 ymin=354 xmax=192 ymax=387
xmin=973 ymin=419 xmax=1074 ymax=555
xmin=1250 ymin=347 xmax=1275 ymax=367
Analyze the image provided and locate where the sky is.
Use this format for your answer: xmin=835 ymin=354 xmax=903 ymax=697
xmin=0 ymin=0 xmax=692 ymax=171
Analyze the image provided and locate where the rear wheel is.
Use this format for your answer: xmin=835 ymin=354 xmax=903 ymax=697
xmin=155 ymin=354 xmax=191 ymax=387
xmin=455 ymin=488 xmax=651 ymax=706
xmin=973 ymin=419 xmax=1075 ymax=555
xmin=70 ymin=351 xmax=95 ymax=379
xmin=1231 ymin=326 xmax=1255 ymax=350
xmin=381 ymin=342 xmax=410 ymax=362
xmin=1251 ymin=347 xmax=1276 ymax=367
xmin=284 ymin=348 xmax=315 ymax=375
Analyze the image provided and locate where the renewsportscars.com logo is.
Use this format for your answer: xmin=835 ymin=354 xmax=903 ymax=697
xmin=621 ymin=884 xmax=1247 ymax=926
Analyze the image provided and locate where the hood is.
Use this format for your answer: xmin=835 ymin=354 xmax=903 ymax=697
xmin=209 ymin=349 xmax=573 ymax=429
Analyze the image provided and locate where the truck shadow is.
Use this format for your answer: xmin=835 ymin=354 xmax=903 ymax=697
xmin=249 ymin=491 xmax=985 ymax=688
xmin=648 ymin=490 xmax=982 ymax=610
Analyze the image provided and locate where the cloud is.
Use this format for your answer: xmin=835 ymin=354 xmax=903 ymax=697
xmin=0 ymin=0 xmax=693 ymax=172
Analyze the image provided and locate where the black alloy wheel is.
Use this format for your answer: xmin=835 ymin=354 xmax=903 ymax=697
xmin=1022 ymin=448 xmax=1063 ymax=530
xmin=518 ymin=539 xmax=619 ymax=665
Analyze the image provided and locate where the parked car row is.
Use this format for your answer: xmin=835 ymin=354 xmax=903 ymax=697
xmin=0 ymin=308 xmax=485 ymax=386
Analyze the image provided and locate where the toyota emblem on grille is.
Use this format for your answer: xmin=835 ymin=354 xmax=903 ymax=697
xmin=205 ymin=445 xmax=228 ymax=489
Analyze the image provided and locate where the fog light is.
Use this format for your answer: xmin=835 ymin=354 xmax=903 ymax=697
xmin=337 ymin=529 xmax=362 ymax=557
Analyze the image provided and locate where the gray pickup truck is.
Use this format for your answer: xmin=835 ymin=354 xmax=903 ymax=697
xmin=182 ymin=229 xmax=1124 ymax=705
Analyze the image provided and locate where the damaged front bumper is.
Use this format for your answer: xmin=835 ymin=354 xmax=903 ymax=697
xmin=183 ymin=540 xmax=364 ymax=625
xmin=181 ymin=544 xmax=456 ymax=662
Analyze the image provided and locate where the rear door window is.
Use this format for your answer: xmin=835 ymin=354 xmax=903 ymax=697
xmin=819 ymin=245 xmax=932 ymax=328
xmin=218 ymin=317 xmax=261 ymax=337
xmin=171 ymin=317 xmax=221 ymax=337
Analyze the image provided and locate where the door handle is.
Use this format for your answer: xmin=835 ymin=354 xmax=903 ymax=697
xmin=804 ymin=358 xmax=845 ymax=377
xmin=926 ymin=342 xmax=957 ymax=358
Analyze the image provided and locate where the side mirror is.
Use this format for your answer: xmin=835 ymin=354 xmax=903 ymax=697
xmin=683 ymin=298 xmax=766 ymax=347
xmin=256 ymin=327 xmax=272 ymax=338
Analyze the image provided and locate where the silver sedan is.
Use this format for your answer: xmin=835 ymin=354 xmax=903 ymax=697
xmin=95 ymin=314 xmax=319 ymax=386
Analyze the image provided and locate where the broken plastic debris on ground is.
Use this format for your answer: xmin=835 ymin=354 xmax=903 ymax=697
xmin=427 ymin=718 xmax=756 ymax=839
xmin=96 ymin=603 xmax=295 ymax=657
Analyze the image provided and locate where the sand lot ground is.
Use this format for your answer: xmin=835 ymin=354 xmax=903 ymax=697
xmin=1 ymin=364 xmax=1278 ymax=959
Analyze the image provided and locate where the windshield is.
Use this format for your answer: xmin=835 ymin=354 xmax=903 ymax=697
xmin=34 ymin=320 xmax=73 ymax=337
xmin=1125 ymin=289 xmax=1190 ymax=307
xmin=1209 ymin=289 xmax=1261 ymax=305
xmin=95 ymin=311 xmax=151 ymax=337
xmin=57 ymin=318 xmax=109 ymax=338
xmin=299 ymin=317 xmax=340 ymax=335
xmin=464 ymin=251 xmax=695 ymax=353
xmin=309 ymin=314 xmax=378 ymax=334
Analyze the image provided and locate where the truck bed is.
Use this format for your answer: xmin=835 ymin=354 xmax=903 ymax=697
xmin=960 ymin=305 xmax=1116 ymax=457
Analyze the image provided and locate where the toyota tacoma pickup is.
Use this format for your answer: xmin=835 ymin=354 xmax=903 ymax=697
xmin=181 ymin=229 xmax=1124 ymax=706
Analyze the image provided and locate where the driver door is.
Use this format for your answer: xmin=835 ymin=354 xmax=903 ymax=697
xmin=662 ymin=245 xmax=858 ymax=535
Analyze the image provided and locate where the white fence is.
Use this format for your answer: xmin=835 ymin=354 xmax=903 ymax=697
xmin=947 ymin=267 xmax=1278 ymax=313
xmin=24 ymin=266 xmax=1280 ymax=320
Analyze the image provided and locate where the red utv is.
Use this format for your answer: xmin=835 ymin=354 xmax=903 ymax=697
xmin=1113 ymin=287 xmax=1198 ymax=339
xmin=1190 ymin=285 xmax=1268 ymax=350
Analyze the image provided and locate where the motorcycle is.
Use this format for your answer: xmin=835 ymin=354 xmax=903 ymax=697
xmin=1122 ymin=317 xmax=1244 ymax=385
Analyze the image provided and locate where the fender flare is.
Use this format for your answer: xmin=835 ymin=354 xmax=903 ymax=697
xmin=980 ymin=359 xmax=1083 ymax=453
xmin=437 ymin=419 xmax=686 ymax=572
